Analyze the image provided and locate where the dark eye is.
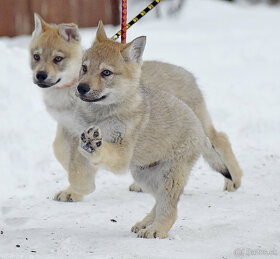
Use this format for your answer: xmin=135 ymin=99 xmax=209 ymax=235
xmin=82 ymin=64 xmax=87 ymax=74
xmin=33 ymin=54 xmax=40 ymax=61
xmin=53 ymin=56 xmax=63 ymax=64
xmin=101 ymin=70 xmax=112 ymax=77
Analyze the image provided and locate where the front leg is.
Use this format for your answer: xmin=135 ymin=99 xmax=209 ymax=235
xmin=53 ymin=124 xmax=97 ymax=202
xmin=79 ymin=126 xmax=132 ymax=174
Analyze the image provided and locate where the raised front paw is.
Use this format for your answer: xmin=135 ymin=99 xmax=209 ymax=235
xmin=80 ymin=126 xmax=102 ymax=154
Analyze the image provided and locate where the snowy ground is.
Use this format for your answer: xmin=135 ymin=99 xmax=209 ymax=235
xmin=0 ymin=0 xmax=280 ymax=258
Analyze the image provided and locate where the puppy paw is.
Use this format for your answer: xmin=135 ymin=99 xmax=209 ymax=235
xmin=80 ymin=126 xmax=102 ymax=154
xmin=131 ymin=221 xmax=148 ymax=233
xmin=129 ymin=182 xmax=143 ymax=192
xmin=224 ymin=178 xmax=240 ymax=192
xmin=54 ymin=189 xmax=83 ymax=202
xmin=137 ymin=225 xmax=168 ymax=239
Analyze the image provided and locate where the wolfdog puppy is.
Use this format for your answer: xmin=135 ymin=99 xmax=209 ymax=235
xmin=75 ymin=22 xmax=242 ymax=238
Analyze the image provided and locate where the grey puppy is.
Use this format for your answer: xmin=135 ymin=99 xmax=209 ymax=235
xmin=75 ymin=22 xmax=243 ymax=238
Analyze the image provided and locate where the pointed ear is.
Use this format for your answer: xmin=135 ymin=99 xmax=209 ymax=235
xmin=95 ymin=20 xmax=108 ymax=43
xmin=32 ymin=13 xmax=46 ymax=38
xmin=59 ymin=24 xmax=80 ymax=42
xmin=121 ymin=36 xmax=146 ymax=63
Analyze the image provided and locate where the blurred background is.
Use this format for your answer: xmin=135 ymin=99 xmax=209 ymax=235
xmin=0 ymin=0 xmax=119 ymax=37
xmin=0 ymin=0 xmax=279 ymax=37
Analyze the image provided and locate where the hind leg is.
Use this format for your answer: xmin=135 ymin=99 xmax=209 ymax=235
xmin=129 ymin=163 xmax=143 ymax=192
xmin=194 ymin=103 xmax=243 ymax=191
xmin=209 ymin=127 xmax=243 ymax=191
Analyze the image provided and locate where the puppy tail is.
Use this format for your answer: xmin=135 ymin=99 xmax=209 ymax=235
xmin=202 ymin=138 xmax=232 ymax=181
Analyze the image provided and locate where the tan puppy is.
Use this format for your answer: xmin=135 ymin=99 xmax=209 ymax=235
xmin=29 ymin=15 xmax=242 ymax=204
xmin=75 ymin=22 xmax=242 ymax=238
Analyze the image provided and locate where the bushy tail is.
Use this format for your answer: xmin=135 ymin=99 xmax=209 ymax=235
xmin=202 ymin=138 xmax=232 ymax=181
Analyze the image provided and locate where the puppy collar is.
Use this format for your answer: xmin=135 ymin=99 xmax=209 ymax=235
xmin=53 ymin=78 xmax=78 ymax=89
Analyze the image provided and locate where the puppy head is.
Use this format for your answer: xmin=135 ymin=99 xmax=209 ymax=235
xmin=76 ymin=21 xmax=146 ymax=104
xmin=29 ymin=13 xmax=82 ymax=89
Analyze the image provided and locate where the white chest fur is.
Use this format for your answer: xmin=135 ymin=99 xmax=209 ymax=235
xmin=43 ymin=87 xmax=86 ymax=135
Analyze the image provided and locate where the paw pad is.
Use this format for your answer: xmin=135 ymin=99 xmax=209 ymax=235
xmin=80 ymin=126 xmax=102 ymax=153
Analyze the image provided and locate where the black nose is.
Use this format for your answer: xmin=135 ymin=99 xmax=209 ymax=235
xmin=77 ymin=83 xmax=90 ymax=95
xmin=36 ymin=71 xmax=48 ymax=82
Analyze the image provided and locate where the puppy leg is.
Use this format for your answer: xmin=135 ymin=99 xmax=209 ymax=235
xmin=79 ymin=126 xmax=133 ymax=174
xmin=209 ymin=127 xmax=243 ymax=191
xmin=131 ymin=206 xmax=155 ymax=233
xmin=54 ymin=160 xmax=97 ymax=202
xmin=194 ymin=102 xmax=242 ymax=191
xmin=137 ymin=163 xmax=190 ymax=239
xmin=137 ymin=194 xmax=178 ymax=239
xmin=53 ymin=125 xmax=96 ymax=202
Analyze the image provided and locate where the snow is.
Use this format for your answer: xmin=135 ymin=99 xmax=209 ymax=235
xmin=0 ymin=0 xmax=280 ymax=258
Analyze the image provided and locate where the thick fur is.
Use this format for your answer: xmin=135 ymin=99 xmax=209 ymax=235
xmin=29 ymin=16 xmax=242 ymax=206
xmin=30 ymin=14 xmax=82 ymax=91
xmin=74 ymin=22 xmax=243 ymax=238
